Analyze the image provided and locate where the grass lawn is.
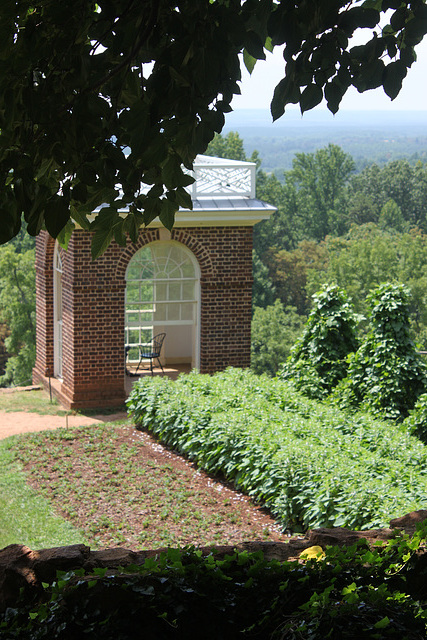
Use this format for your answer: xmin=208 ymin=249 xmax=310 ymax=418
xmin=0 ymin=388 xmax=67 ymax=415
xmin=0 ymin=387 xmax=127 ymax=416
xmin=0 ymin=436 xmax=85 ymax=549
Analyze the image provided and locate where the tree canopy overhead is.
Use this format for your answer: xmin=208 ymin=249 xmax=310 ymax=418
xmin=1 ymin=0 xmax=426 ymax=256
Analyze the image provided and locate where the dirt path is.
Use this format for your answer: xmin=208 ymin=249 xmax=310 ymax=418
xmin=0 ymin=411 xmax=128 ymax=440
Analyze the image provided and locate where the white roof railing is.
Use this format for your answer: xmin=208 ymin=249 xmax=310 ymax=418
xmin=187 ymin=155 xmax=256 ymax=199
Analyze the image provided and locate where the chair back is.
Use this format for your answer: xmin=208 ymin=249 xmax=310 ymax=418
xmin=152 ymin=332 xmax=166 ymax=356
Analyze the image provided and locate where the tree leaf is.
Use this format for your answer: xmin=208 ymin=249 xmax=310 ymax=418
xmin=300 ymin=84 xmax=323 ymax=114
xmin=243 ymin=48 xmax=257 ymax=75
xmin=325 ymin=81 xmax=344 ymax=115
xmin=244 ymin=30 xmax=266 ymax=61
xmin=383 ymin=60 xmax=407 ymax=100
xmin=271 ymin=77 xmax=301 ymax=121
xmin=44 ymin=196 xmax=71 ymax=239
xmin=91 ymin=225 xmax=114 ymax=260
xmin=158 ymin=199 xmax=177 ymax=231
xmin=174 ymin=187 xmax=193 ymax=210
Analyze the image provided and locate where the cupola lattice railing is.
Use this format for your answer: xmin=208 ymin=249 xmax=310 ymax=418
xmin=187 ymin=155 xmax=256 ymax=199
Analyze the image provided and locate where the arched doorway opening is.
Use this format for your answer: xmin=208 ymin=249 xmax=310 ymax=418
xmin=125 ymin=242 xmax=200 ymax=371
xmin=53 ymin=241 xmax=63 ymax=378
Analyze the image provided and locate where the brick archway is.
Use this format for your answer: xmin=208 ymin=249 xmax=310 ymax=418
xmin=114 ymin=229 xmax=215 ymax=282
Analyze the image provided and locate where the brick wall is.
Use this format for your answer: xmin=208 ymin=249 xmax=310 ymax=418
xmin=33 ymin=232 xmax=55 ymax=382
xmin=172 ymin=227 xmax=253 ymax=372
xmin=34 ymin=225 xmax=253 ymax=409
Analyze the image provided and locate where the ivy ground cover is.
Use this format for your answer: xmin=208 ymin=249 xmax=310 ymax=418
xmin=128 ymin=368 xmax=427 ymax=531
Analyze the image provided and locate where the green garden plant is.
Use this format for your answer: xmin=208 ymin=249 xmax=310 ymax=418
xmin=280 ymin=284 xmax=359 ymax=398
xmin=127 ymin=368 xmax=427 ymax=532
xmin=338 ymin=283 xmax=427 ymax=420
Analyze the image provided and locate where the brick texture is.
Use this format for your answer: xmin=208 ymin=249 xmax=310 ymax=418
xmin=34 ymin=225 xmax=253 ymax=409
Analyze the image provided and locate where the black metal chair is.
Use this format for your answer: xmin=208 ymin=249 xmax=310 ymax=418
xmin=135 ymin=333 xmax=166 ymax=375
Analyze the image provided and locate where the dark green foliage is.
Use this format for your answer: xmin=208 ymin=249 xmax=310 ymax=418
xmin=339 ymin=283 xmax=427 ymax=420
xmin=404 ymin=394 xmax=427 ymax=444
xmin=306 ymin=225 xmax=427 ymax=341
xmin=126 ymin=369 xmax=427 ymax=531
xmin=252 ymin=251 xmax=277 ymax=309
xmin=280 ymin=284 xmax=359 ymax=397
xmin=347 ymin=160 xmax=427 ymax=232
xmin=0 ymin=245 xmax=36 ymax=387
xmin=251 ymin=301 xmax=305 ymax=376
xmin=284 ymin=144 xmax=356 ymax=242
xmin=2 ymin=528 xmax=427 ymax=639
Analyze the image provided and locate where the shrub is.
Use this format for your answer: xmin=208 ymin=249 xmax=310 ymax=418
xmin=404 ymin=393 xmax=427 ymax=444
xmin=279 ymin=284 xmax=359 ymax=397
xmin=338 ymin=283 xmax=427 ymax=420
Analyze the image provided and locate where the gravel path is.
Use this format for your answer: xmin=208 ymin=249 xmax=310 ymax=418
xmin=0 ymin=411 xmax=128 ymax=440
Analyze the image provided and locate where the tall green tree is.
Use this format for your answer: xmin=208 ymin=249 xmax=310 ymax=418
xmin=205 ymin=132 xmax=249 ymax=162
xmin=251 ymin=300 xmax=304 ymax=377
xmin=1 ymin=0 xmax=426 ymax=255
xmin=284 ymin=144 xmax=355 ymax=241
xmin=338 ymin=283 xmax=427 ymax=420
xmin=0 ymin=245 xmax=36 ymax=387
xmin=307 ymin=224 xmax=427 ymax=343
xmin=347 ymin=159 xmax=427 ymax=231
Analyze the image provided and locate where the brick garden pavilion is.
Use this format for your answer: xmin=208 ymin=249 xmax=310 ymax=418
xmin=33 ymin=155 xmax=276 ymax=409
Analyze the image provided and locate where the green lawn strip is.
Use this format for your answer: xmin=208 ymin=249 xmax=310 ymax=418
xmin=0 ymin=388 xmax=126 ymax=417
xmin=0 ymin=389 xmax=68 ymax=415
xmin=127 ymin=369 xmax=427 ymax=532
xmin=0 ymin=436 xmax=87 ymax=549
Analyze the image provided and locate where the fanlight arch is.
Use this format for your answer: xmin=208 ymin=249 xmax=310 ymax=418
xmin=125 ymin=242 xmax=200 ymax=370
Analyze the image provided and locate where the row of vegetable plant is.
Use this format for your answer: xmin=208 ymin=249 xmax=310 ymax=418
xmin=127 ymin=368 xmax=427 ymax=531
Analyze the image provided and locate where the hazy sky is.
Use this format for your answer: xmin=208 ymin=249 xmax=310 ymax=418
xmin=233 ymin=38 xmax=427 ymax=112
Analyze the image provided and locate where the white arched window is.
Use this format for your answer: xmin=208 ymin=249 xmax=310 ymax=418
xmin=125 ymin=242 xmax=200 ymax=368
xmin=53 ymin=242 xmax=63 ymax=378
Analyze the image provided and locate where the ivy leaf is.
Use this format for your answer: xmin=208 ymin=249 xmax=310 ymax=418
xmin=374 ymin=616 xmax=390 ymax=629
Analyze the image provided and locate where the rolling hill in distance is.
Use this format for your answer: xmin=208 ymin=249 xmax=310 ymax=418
xmin=221 ymin=109 xmax=427 ymax=175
